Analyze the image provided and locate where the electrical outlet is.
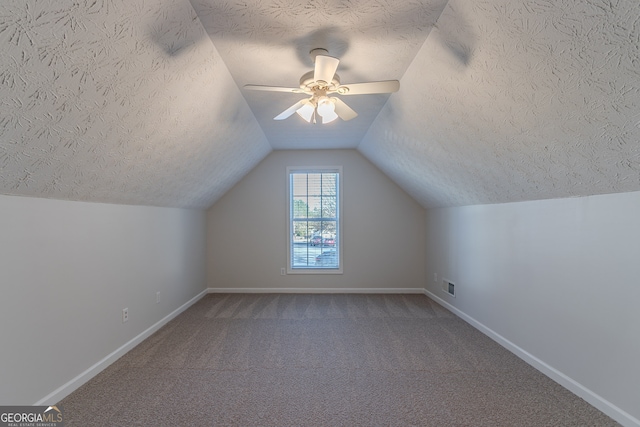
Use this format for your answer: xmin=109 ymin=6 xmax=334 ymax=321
xmin=156 ymin=292 xmax=161 ymax=304
xmin=433 ymin=273 xmax=438 ymax=283
xmin=280 ymin=268 xmax=286 ymax=276
xmin=122 ymin=308 xmax=129 ymax=323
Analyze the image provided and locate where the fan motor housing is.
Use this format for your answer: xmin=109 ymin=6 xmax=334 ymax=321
xmin=299 ymin=71 xmax=341 ymax=92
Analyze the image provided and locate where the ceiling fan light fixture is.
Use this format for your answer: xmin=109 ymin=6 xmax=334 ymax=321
xmin=316 ymin=96 xmax=338 ymax=124
xmin=316 ymin=96 xmax=334 ymax=115
xmin=321 ymin=110 xmax=339 ymax=124
xmin=296 ymin=101 xmax=315 ymax=123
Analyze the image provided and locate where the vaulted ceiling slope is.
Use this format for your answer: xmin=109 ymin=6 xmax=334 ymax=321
xmin=0 ymin=0 xmax=271 ymax=209
xmin=1 ymin=1 xmax=639 ymax=210
xmin=360 ymin=0 xmax=640 ymax=208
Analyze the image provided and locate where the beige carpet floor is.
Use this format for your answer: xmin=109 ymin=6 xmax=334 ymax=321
xmin=60 ymin=293 xmax=619 ymax=426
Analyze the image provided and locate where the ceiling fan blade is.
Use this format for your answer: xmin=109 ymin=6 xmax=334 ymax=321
xmin=336 ymin=80 xmax=400 ymax=95
xmin=314 ymin=55 xmax=340 ymax=84
xmin=332 ymin=98 xmax=358 ymax=121
xmin=274 ymin=99 xmax=308 ymax=120
xmin=244 ymin=84 xmax=302 ymax=93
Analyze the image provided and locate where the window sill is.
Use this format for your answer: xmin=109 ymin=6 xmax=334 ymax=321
xmin=287 ymin=268 xmax=343 ymax=275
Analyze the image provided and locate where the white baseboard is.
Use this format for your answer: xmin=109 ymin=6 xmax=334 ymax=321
xmin=34 ymin=289 xmax=208 ymax=406
xmin=207 ymin=287 xmax=425 ymax=294
xmin=423 ymin=289 xmax=640 ymax=427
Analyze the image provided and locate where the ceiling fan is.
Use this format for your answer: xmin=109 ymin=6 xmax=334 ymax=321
xmin=244 ymin=48 xmax=400 ymax=124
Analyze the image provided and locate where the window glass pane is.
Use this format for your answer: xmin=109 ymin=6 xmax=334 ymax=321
xmin=293 ymin=197 xmax=308 ymax=218
xmin=292 ymin=220 xmax=309 ymax=240
xmin=321 ymin=221 xmax=337 ymax=240
xmin=307 ymin=196 xmax=321 ymax=218
xmin=321 ymin=196 xmax=336 ymax=218
xmin=307 ymin=174 xmax=322 ymax=196
xmin=322 ymin=174 xmax=337 ymax=194
xmin=292 ymin=239 xmax=311 ymax=267
xmin=292 ymin=174 xmax=307 ymax=196
xmin=308 ymin=220 xmax=322 ymax=238
xmin=315 ymin=248 xmax=338 ymax=268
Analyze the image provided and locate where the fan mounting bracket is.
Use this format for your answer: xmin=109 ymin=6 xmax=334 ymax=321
xmin=309 ymin=48 xmax=329 ymax=62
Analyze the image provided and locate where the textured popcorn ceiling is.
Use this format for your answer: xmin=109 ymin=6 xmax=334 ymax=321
xmin=360 ymin=0 xmax=640 ymax=207
xmin=0 ymin=0 xmax=271 ymax=209
xmin=1 ymin=0 xmax=639 ymax=209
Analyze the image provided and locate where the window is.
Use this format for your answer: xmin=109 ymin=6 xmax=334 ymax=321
xmin=287 ymin=167 xmax=342 ymax=273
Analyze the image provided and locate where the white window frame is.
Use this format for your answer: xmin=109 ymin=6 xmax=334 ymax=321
xmin=287 ymin=166 xmax=343 ymax=274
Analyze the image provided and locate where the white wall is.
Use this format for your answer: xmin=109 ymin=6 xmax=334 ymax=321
xmin=425 ymin=191 xmax=640 ymax=426
xmin=207 ymin=149 xmax=426 ymax=291
xmin=0 ymin=195 xmax=207 ymax=405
